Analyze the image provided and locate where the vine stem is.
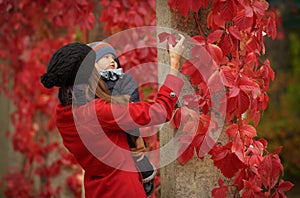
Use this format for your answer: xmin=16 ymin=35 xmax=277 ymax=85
xmin=194 ymin=13 xmax=204 ymax=37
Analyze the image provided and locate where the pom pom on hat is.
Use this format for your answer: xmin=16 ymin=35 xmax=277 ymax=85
xmin=41 ymin=73 xmax=58 ymax=88
xmin=87 ymin=42 xmax=117 ymax=62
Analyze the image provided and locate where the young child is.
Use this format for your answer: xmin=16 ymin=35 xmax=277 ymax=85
xmin=88 ymin=41 xmax=156 ymax=196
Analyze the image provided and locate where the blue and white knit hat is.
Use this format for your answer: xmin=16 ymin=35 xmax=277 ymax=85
xmin=87 ymin=42 xmax=117 ymax=62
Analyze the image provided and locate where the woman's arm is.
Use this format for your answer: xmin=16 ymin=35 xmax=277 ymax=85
xmin=96 ymin=35 xmax=185 ymax=131
xmin=96 ymin=74 xmax=183 ymax=131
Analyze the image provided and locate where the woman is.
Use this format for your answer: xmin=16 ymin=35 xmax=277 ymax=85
xmin=40 ymin=35 xmax=185 ymax=198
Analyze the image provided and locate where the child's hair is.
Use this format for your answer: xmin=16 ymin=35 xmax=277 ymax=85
xmin=89 ymin=70 xmax=130 ymax=104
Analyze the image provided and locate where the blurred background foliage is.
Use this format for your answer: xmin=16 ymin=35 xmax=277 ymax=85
xmin=257 ymin=0 xmax=300 ymax=194
xmin=0 ymin=0 xmax=299 ymax=197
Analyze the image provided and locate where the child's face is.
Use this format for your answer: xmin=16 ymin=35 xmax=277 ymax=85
xmin=95 ymin=53 xmax=117 ymax=72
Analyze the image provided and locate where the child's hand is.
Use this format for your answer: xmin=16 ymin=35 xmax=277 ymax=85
xmin=135 ymin=136 xmax=146 ymax=150
xmin=130 ymin=136 xmax=146 ymax=162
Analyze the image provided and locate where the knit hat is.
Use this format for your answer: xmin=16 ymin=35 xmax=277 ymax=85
xmin=41 ymin=42 xmax=95 ymax=88
xmin=87 ymin=42 xmax=117 ymax=63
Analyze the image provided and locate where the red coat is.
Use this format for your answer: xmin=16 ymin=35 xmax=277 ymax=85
xmin=55 ymin=75 xmax=183 ymax=198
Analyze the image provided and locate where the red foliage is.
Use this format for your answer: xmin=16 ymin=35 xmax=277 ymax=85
xmin=66 ymin=172 xmax=83 ymax=198
xmin=0 ymin=0 xmax=94 ymax=196
xmin=158 ymin=32 xmax=177 ymax=51
xmin=210 ymin=140 xmax=246 ymax=178
xmin=3 ymin=172 xmax=34 ymax=198
xmin=0 ymin=0 xmax=293 ymax=197
xmin=168 ymin=0 xmax=209 ymax=17
xmin=99 ymin=0 xmax=158 ymax=105
xmin=212 ymin=178 xmax=229 ymax=198
xmin=166 ymin=0 xmax=293 ymax=196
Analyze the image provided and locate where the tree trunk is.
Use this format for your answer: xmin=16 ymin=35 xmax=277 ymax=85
xmin=0 ymin=95 xmax=18 ymax=197
xmin=156 ymin=0 xmax=236 ymax=197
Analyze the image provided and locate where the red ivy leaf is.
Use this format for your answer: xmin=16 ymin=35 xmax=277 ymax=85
xmin=234 ymin=10 xmax=253 ymax=31
xmin=220 ymin=66 xmax=237 ymax=87
xmin=218 ymin=33 xmax=233 ymax=55
xmin=239 ymin=90 xmax=250 ymax=113
xmin=194 ymin=131 xmax=216 ymax=159
xmin=240 ymin=124 xmax=257 ymax=139
xmin=207 ymin=43 xmax=223 ymax=64
xmin=211 ymin=143 xmax=245 ymax=178
xmin=264 ymin=11 xmax=277 ymax=39
xmin=252 ymin=0 xmax=269 ymax=17
xmin=207 ymin=72 xmax=222 ymax=96
xmin=182 ymin=59 xmax=204 ymax=85
xmin=168 ymin=0 xmax=209 ymax=17
xmin=231 ymin=134 xmax=245 ymax=163
xmin=158 ymin=32 xmax=176 ymax=50
xmin=171 ymin=106 xmax=199 ymax=132
xmin=226 ymin=124 xmax=239 ymax=139
xmin=168 ymin=0 xmax=190 ymax=17
xmin=273 ymin=146 xmax=283 ymax=155
xmin=170 ymin=108 xmax=181 ymax=129
xmin=234 ymin=169 xmax=247 ymax=191
xmin=242 ymin=179 xmax=263 ymax=197
xmin=258 ymin=154 xmax=283 ymax=189
xmin=227 ymin=89 xmax=250 ymax=116
xmin=158 ymin=32 xmax=170 ymax=43
xmin=246 ymin=37 xmax=261 ymax=54
xmin=207 ymin=29 xmax=224 ymax=43
xmin=228 ymin=26 xmax=241 ymax=40
xmin=213 ymin=0 xmax=237 ymax=21
xmin=213 ymin=13 xmax=226 ymax=28
xmin=190 ymin=35 xmax=206 ymax=46
xmin=212 ymin=178 xmax=228 ymax=198
xmin=178 ymin=140 xmax=194 ymax=165
xmin=191 ymin=0 xmax=209 ymax=11
xmin=260 ymin=59 xmax=275 ymax=90
xmin=238 ymin=90 xmax=251 ymax=114
xmin=245 ymin=52 xmax=258 ymax=67
xmin=273 ymin=180 xmax=294 ymax=198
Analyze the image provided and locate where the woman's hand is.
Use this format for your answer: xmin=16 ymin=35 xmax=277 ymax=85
xmin=169 ymin=34 xmax=185 ymax=75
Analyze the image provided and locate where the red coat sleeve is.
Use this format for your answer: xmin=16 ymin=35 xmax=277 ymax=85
xmin=95 ymin=74 xmax=184 ymax=131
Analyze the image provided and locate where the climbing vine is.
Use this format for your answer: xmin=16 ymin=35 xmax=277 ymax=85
xmin=164 ymin=0 xmax=293 ymax=197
